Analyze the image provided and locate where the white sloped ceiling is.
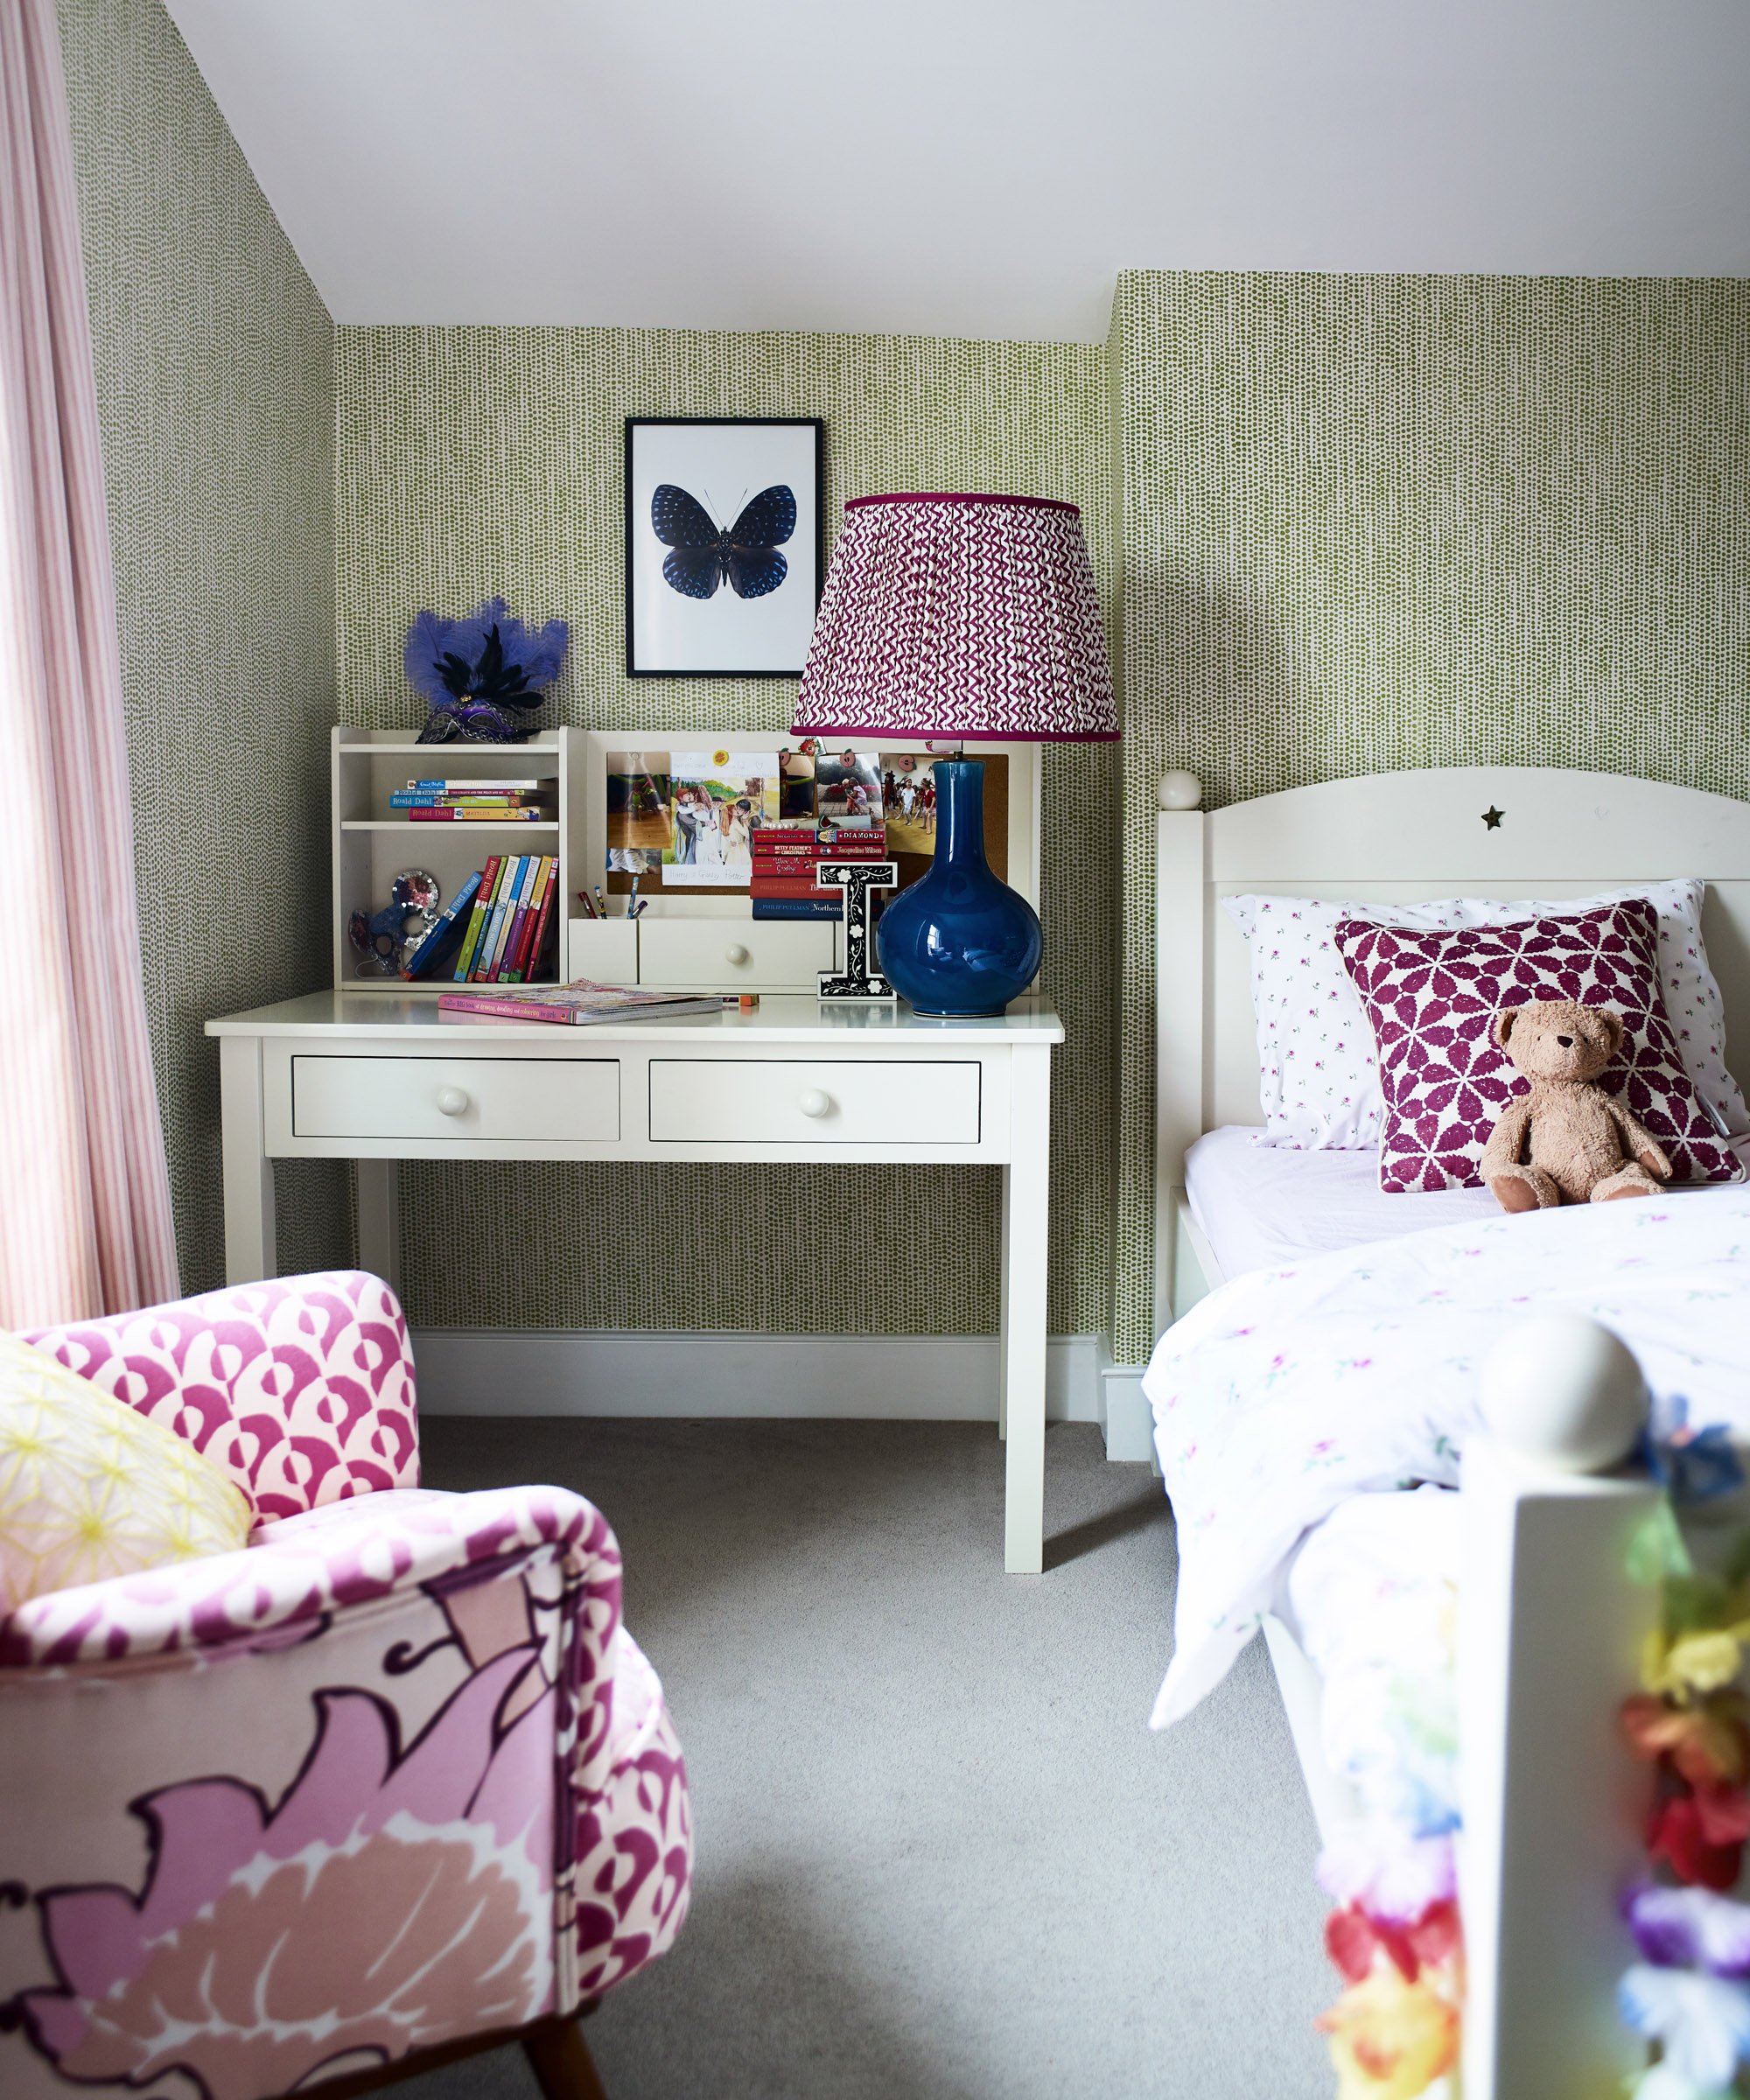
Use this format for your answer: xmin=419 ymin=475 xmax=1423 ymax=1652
xmin=164 ymin=0 xmax=1750 ymax=340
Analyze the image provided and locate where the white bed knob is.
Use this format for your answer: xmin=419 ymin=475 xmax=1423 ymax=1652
xmin=1158 ymin=770 xmax=1202 ymax=810
xmin=724 ymin=943 xmax=750 ymax=966
xmin=798 ymin=1088 xmax=832 ymax=1119
xmin=434 ymin=1086 xmax=471 ymax=1117
xmin=1478 ymin=1314 xmax=1647 ymax=1472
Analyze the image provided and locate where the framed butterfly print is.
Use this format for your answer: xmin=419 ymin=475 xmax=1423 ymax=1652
xmin=625 ymin=416 xmax=824 ymax=677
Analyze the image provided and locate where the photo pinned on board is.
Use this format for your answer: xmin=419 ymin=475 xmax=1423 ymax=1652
xmin=880 ymin=752 xmax=941 ymax=855
xmin=777 ymin=745 xmax=818 ymax=823
xmin=666 ymin=751 xmax=780 ymax=886
xmin=814 ymin=749 xmax=882 ymax=827
xmin=606 ymin=752 xmax=672 ymax=853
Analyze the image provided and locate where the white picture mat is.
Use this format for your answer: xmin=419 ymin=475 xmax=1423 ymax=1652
xmin=627 ymin=423 xmax=820 ymax=674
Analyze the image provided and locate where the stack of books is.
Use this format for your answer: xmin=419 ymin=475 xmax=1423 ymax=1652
xmin=751 ymin=825 xmax=891 ymax=920
xmin=388 ymin=777 xmax=556 ymax=822
xmin=400 ymin=853 xmax=560 ymax=981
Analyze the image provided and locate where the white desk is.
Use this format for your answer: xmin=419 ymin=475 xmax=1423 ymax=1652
xmin=206 ymin=992 xmax=1063 ymax=1572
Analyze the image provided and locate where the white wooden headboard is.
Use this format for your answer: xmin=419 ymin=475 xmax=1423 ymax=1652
xmin=1152 ymin=766 xmax=1750 ymax=1335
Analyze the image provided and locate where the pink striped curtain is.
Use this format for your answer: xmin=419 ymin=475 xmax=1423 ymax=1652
xmin=0 ymin=0 xmax=177 ymax=1326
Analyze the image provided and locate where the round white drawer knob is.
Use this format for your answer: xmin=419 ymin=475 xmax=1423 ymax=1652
xmin=434 ymin=1086 xmax=471 ymax=1117
xmin=724 ymin=943 xmax=750 ymax=966
xmin=798 ymin=1088 xmax=832 ymax=1119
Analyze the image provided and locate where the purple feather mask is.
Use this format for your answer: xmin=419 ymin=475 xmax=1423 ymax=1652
xmin=406 ymin=598 xmax=568 ymax=745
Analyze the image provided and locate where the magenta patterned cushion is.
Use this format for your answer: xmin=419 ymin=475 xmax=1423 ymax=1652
xmin=1335 ymin=900 xmax=1742 ymax=1194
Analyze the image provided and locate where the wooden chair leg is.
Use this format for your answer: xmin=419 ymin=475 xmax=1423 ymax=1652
xmin=522 ymin=2016 xmax=609 ymax=2100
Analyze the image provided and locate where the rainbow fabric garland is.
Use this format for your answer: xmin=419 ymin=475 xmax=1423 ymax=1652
xmin=1619 ymin=1486 xmax=1750 ymax=2100
xmin=1312 ymin=1601 xmax=1465 ymax=2096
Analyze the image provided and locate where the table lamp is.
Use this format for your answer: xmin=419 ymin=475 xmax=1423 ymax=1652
xmin=791 ymin=493 xmax=1117 ymax=1016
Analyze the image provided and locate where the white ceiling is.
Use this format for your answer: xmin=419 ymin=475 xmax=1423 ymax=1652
xmin=164 ymin=0 xmax=1750 ymax=343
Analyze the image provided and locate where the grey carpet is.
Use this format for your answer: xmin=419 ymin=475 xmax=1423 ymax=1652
xmin=400 ymin=1418 xmax=1333 ymax=2099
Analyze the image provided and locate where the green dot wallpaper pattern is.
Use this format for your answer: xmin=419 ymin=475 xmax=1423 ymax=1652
xmin=336 ymin=327 xmax=1117 ymax=1338
xmin=60 ymin=0 xmax=349 ymax=1298
xmin=1110 ymin=270 xmax=1750 ymax=1363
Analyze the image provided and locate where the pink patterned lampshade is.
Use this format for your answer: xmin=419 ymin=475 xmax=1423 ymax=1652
xmin=790 ymin=493 xmax=1118 ymax=741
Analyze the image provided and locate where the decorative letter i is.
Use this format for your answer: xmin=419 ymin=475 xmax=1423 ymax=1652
xmin=815 ymin=861 xmax=898 ymax=1000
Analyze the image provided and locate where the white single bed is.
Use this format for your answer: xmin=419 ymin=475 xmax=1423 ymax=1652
xmin=1184 ymin=1124 xmax=1500 ymax=1281
xmin=1144 ymin=765 xmax=1750 ymax=2098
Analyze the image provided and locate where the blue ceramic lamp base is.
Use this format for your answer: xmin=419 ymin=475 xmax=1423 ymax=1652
xmin=875 ymin=760 xmax=1042 ymax=1017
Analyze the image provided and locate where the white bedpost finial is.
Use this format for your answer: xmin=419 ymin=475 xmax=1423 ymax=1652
xmin=1158 ymin=770 xmax=1202 ymax=810
xmin=1478 ymin=1314 xmax=1648 ymax=1473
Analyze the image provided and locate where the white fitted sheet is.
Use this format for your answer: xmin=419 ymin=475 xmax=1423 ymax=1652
xmin=1185 ymin=1124 xmax=1500 ymax=1282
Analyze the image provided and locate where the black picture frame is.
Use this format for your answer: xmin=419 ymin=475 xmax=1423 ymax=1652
xmin=624 ymin=416 xmax=826 ymax=679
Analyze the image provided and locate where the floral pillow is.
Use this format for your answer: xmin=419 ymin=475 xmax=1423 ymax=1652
xmin=1225 ymin=880 xmax=1746 ymax=1150
xmin=0 ymin=1331 xmax=250 ymax=1612
xmin=1334 ymin=900 xmax=1745 ymax=1194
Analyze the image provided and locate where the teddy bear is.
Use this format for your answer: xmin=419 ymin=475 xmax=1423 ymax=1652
xmin=1480 ymin=998 xmax=1672 ymax=1212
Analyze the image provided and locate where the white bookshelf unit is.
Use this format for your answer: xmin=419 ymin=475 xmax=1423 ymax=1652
xmin=332 ymin=726 xmax=586 ymax=992
xmin=332 ymin=725 xmax=1043 ymax=999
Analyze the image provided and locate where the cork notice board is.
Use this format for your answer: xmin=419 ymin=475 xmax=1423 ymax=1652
xmin=604 ymin=748 xmax=1009 ymax=900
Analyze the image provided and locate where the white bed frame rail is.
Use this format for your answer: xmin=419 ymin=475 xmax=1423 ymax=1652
xmin=1459 ymin=1319 xmax=1660 ymax=2100
xmin=1147 ymin=766 xmax=1750 ymax=2092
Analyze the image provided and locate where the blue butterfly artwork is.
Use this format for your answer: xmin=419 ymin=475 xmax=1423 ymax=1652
xmin=651 ymin=483 xmax=796 ymax=601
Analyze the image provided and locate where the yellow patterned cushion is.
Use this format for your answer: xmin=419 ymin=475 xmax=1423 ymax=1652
xmin=0 ymin=1331 xmax=250 ymax=1612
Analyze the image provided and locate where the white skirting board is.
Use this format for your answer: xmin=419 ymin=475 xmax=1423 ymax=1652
xmin=1100 ymin=1365 xmax=1159 ymax=1466
xmin=411 ymin=1328 xmax=1126 ymax=1436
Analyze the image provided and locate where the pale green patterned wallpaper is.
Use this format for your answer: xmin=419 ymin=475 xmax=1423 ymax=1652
xmin=336 ymin=328 xmax=1116 ymax=1336
xmin=59 ymin=0 xmax=346 ymax=1294
xmin=1110 ymin=270 xmax=1750 ymax=1361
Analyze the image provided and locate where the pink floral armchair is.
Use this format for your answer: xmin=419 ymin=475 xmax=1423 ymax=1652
xmin=0 ymin=1271 xmax=690 ymax=2100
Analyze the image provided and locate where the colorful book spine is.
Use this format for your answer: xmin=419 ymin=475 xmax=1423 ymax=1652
xmin=486 ymin=856 xmax=535 ymax=980
xmin=754 ymin=831 xmax=889 ymax=853
xmin=406 ymin=808 xmax=550 ymax=822
xmin=514 ymin=854 xmax=547 ymax=976
xmin=400 ymin=868 xmax=483 ymax=978
xmin=751 ymin=877 xmax=838 ymax=899
xmin=473 ymin=856 xmax=521 ymax=981
xmin=507 ymin=858 xmax=554 ymax=981
xmin=454 ymin=856 xmax=503 ymax=980
xmin=524 ymin=858 xmax=558 ymax=980
xmin=751 ymin=899 xmax=843 ymax=920
xmin=390 ymin=792 xmax=549 ymax=808
xmin=497 ymin=855 xmax=541 ymax=980
xmin=410 ymin=777 xmax=547 ymax=791
xmin=752 ymin=836 xmax=886 ymax=852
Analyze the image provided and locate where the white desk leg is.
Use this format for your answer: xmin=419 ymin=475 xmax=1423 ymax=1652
xmin=219 ymin=1035 xmax=276 ymax=1284
xmin=355 ymin=1160 xmax=401 ymax=1295
xmin=1002 ymin=1044 xmax=1051 ymax=1574
xmin=997 ymin=1163 xmax=1011 ymax=1440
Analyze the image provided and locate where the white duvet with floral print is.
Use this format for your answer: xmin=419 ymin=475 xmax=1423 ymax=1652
xmin=1144 ymin=1188 xmax=1750 ymax=1730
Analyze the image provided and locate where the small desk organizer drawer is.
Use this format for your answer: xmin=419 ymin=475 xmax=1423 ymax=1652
xmin=637 ymin=918 xmax=835 ymax=990
xmin=648 ymin=1059 xmax=980 ymax=1144
xmin=293 ymin=1056 xmax=619 ymax=1143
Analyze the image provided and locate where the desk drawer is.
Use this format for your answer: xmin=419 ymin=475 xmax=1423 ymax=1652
xmin=648 ymin=1060 xmax=979 ymax=1144
xmin=637 ymin=919 xmax=834 ymax=990
xmin=292 ymin=1056 xmax=619 ymax=1142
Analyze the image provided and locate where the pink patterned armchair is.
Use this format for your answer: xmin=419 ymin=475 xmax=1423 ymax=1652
xmin=0 ymin=1271 xmax=690 ymax=2100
